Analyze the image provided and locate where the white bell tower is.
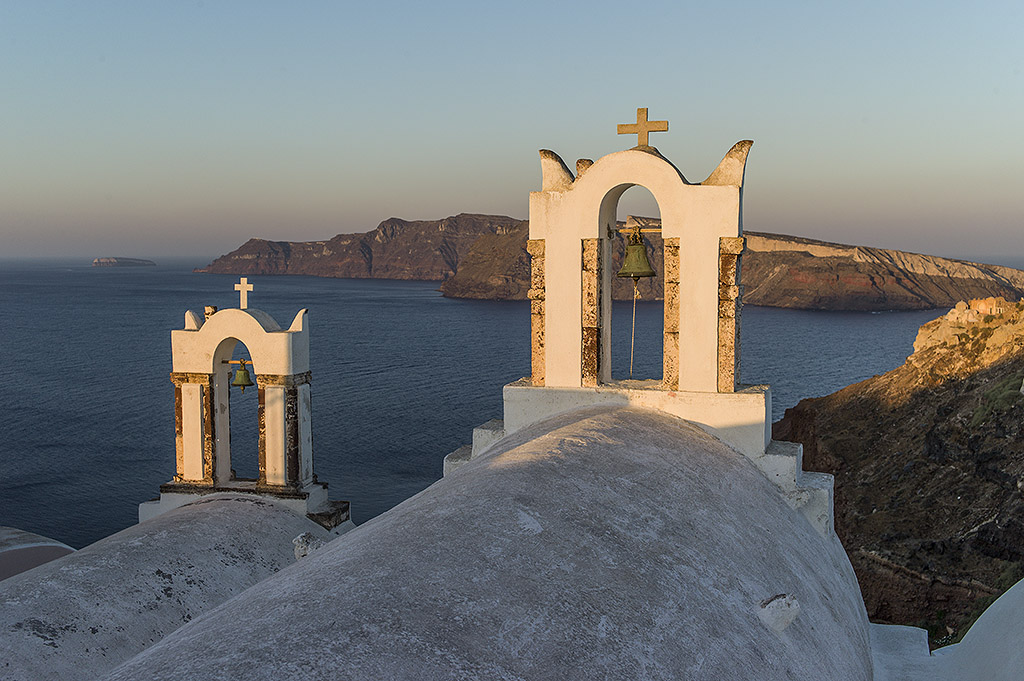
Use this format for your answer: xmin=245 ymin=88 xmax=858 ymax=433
xmin=139 ymin=278 xmax=348 ymax=529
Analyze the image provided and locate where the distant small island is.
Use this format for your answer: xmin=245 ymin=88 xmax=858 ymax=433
xmin=92 ymin=257 xmax=156 ymax=267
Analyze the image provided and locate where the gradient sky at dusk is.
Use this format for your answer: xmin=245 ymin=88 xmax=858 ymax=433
xmin=2 ymin=1 xmax=1021 ymax=264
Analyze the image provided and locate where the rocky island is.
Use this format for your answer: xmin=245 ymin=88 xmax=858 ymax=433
xmin=774 ymin=297 xmax=1024 ymax=643
xmin=92 ymin=257 xmax=156 ymax=267
xmin=198 ymin=213 xmax=1024 ymax=311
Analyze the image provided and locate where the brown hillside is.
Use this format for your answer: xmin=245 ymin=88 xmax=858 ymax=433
xmin=774 ymin=298 xmax=1024 ymax=645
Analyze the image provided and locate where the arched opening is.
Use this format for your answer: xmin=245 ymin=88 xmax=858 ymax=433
xmin=212 ymin=337 xmax=260 ymax=484
xmin=605 ymin=184 xmax=664 ymax=383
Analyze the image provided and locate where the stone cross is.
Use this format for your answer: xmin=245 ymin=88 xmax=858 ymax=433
xmin=617 ymin=108 xmax=669 ymax=147
xmin=234 ymin=277 xmax=253 ymax=309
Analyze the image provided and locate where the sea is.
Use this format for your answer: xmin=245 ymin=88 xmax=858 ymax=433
xmin=0 ymin=259 xmax=944 ymax=549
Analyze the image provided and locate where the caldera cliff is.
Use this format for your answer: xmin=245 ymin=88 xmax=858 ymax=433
xmin=774 ymin=297 xmax=1024 ymax=644
xmin=198 ymin=214 xmax=1024 ymax=310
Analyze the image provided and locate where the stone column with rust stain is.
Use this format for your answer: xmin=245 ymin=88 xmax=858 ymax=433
xmin=581 ymin=238 xmax=602 ymax=387
xmin=662 ymin=238 xmax=681 ymax=390
xmin=256 ymin=371 xmax=312 ymax=490
xmin=200 ymin=376 xmax=216 ymax=482
xmin=257 ymin=385 xmax=267 ymax=485
xmin=527 ymin=239 xmax=546 ymax=386
xmin=169 ymin=372 xmax=216 ymax=485
xmin=718 ymin=236 xmax=745 ymax=393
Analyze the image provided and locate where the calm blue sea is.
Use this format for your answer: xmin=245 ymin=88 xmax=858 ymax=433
xmin=0 ymin=259 xmax=942 ymax=548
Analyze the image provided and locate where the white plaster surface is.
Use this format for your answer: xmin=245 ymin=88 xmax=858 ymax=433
xmin=179 ymin=382 xmax=204 ymax=481
xmin=298 ymin=383 xmax=313 ymax=484
xmin=102 ymin=409 xmax=872 ymax=681
xmin=0 ymin=494 xmax=335 ymax=681
xmin=471 ymin=418 xmax=505 ymax=456
xmin=503 ymin=379 xmax=771 ymax=458
xmin=263 ymin=385 xmax=287 ymax=486
xmin=442 ymin=443 xmax=472 ymax=476
xmin=171 ymin=308 xmax=309 ymax=376
xmin=868 ymin=566 xmax=1024 ymax=680
xmin=0 ymin=527 xmax=74 ymax=582
xmin=213 ymin=367 xmax=232 ymax=484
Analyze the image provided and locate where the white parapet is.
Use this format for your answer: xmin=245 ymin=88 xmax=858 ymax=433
xmin=503 ymin=379 xmax=771 ymax=459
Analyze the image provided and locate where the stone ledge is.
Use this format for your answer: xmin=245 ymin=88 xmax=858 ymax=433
xmin=442 ymin=444 xmax=473 ymax=477
xmin=472 ymin=419 xmax=506 ymax=457
xmin=307 ymin=500 xmax=351 ymax=530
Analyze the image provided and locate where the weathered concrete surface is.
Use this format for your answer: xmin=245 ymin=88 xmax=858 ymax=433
xmin=104 ymin=408 xmax=872 ymax=681
xmin=871 ymin=575 xmax=1024 ymax=680
xmin=0 ymin=494 xmax=334 ymax=681
xmin=0 ymin=527 xmax=73 ymax=582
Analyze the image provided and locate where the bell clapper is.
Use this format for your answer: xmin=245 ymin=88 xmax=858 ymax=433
xmin=630 ymin=278 xmax=640 ymax=379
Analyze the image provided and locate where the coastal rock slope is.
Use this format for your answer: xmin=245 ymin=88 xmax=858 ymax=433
xmin=199 ymin=214 xmax=1024 ymax=310
xmin=774 ymin=298 xmax=1024 ymax=643
xmin=198 ymin=214 xmax=526 ymax=282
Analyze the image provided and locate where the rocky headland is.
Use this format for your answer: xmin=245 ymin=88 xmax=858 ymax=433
xmin=198 ymin=214 xmax=1024 ymax=311
xmin=774 ymin=297 xmax=1024 ymax=644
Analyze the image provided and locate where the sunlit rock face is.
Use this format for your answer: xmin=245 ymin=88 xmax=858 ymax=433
xmin=104 ymin=408 xmax=873 ymax=681
xmin=0 ymin=495 xmax=334 ymax=681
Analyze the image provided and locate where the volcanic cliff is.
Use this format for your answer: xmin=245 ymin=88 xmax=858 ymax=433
xmin=774 ymin=297 xmax=1024 ymax=644
xmin=199 ymin=214 xmax=1024 ymax=310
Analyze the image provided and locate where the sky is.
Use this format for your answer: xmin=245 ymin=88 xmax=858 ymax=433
xmin=1 ymin=1 xmax=1021 ymax=264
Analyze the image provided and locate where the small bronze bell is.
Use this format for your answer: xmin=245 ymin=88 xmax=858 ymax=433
xmin=231 ymin=359 xmax=255 ymax=392
xmin=617 ymin=227 xmax=656 ymax=279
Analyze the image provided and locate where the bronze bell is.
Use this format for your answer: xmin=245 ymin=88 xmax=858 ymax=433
xmin=617 ymin=227 xmax=656 ymax=279
xmin=231 ymin=359 xmax=255 ymax=392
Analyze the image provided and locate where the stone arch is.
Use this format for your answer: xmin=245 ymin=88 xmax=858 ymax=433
xmin=595 ymin=182 xmax=669 ymax=384
xmin=527 ymin=143 xmax=750 ymax=393
xmin=211 ymin=335 xmax=255 ymax=485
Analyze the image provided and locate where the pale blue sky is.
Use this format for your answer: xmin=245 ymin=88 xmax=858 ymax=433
xmin=2 ymin=1 xmax=1021 ymax=263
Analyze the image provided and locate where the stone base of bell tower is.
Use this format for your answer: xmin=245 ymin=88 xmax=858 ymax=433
xmin=138 ymin=481 xmax=351 ymax=531
xmin=503 ymin=379 xmax=772 ymax=458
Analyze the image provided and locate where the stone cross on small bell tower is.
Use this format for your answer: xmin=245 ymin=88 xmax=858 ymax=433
xmin=139 ymin=280 xmax=349 ymax=529
xmin=234 ymin=277 xmax=253 ymax=309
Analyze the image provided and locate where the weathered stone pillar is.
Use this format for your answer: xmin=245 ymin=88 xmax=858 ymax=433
xmin=169 ymin=372 xmax=215 ymax=484
xmin=663 ymin=237 xmax=681 ymax=390
xmin=581 ymin=238 xmax=602 ymax=387
xmin=256 ymin=372 xmax=312 ymax=490
xmin=718 ymin=237 xmax=745 ymax=393
xmin=527 ymin=239 xmax=546 ymax=386
xmin=257 ymin=384 xmax=268 ymax=485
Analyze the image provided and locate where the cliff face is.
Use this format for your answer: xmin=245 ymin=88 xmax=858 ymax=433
xmin=197 ymin=214 xmax=526 ymax=281
xmin=741 ymin=234 xmax=1024 ymax=310
xmin=199 ymin=214 xmax=1024 ymax=310
xmin=774 ymin=299 xmax=1024 ymax=644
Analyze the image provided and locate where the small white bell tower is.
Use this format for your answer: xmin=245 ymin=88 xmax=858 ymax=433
xmin=139 ymin=278 xmax=348 ymax=529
